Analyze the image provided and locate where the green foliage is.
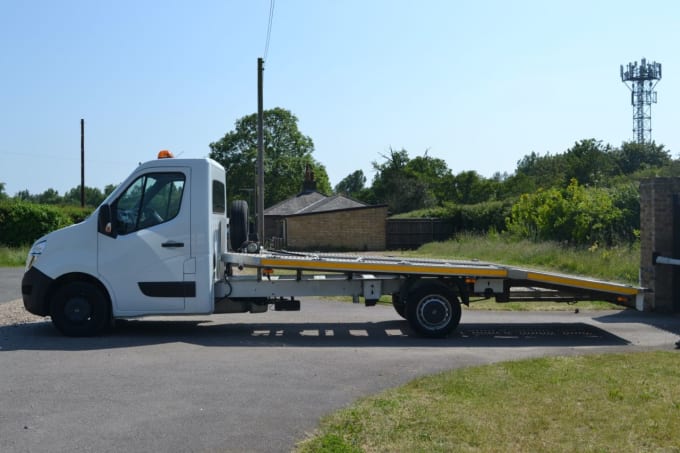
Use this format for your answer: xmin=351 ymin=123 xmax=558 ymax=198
xmin=370 ymin=148 xmax=436 ymax=213
xmin=0 ymin=245 xmax=29 ymax=267
xmin=320 ymin=131 xmax=674 ymax=246
xmin=298 ymin=352 xmax=680 ymax=452
xmin=613 ymin=141 xmax=671 ymax=174
xmin=209 ymin=107 xmax=332 ymax=207
xmin=297 ymin=434 xmax=362 ymax=453
xmin=506 ymin=180 xmax=638 ymax=246
xmin=60 ymin=205 xmax=95 ymax=224
xmin=369 ymin=148 xmax=497 ymax=214
xmin=563 ymin=138 xmax=616 ymax=185
xmin=0 ymin=201 xmax=72 ymax=246
xmin=334 ymin=170 xmax=366 ymax=197
xmin=396 ymin=200 xmax=512 ymax=235
xmin=505 ymin=140 xmax=671 ymax=195
xmin=509 ymin=139 xmax=616 ymax=191
xmin=62 ymin=185 xmax=108 ymax=206
xmin=609 ymin=181 xmax=640 ymax=242
xmin=9 ymin=185 xmax=109 ymax=207
xmin=405 ymin=153 xmax=454 ymax=203
xmin=453 ymin=201 xmax=512 ymax=233
xmin=414 ymin=233 xmax=639 ymax=284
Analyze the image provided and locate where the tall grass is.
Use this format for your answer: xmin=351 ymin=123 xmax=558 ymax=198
xmin=0 ymin=246 xmax=29 ymax=267
xmin=408 ymin=233 xmax=639 ymax=285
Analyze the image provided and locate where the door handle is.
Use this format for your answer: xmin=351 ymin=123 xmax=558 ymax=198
xmin=162 ymin=241 xmax=184 ymax=248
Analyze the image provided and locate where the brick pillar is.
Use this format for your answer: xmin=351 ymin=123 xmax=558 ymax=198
xmin=639 ymin=178 xmax=680 ymax=312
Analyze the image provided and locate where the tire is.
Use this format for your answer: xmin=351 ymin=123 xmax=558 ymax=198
xmin=392 ymin=293 xmax=406 ymax=319
xmin=50 ymin=281 xmax=110 ymax=337
xmin=406 ymin=283 xmax=461 ymax=338
xmin=230 ymin=200 xmax=249 ymax=250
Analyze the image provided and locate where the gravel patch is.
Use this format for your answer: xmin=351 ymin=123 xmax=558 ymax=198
xmin=0 ymin=299 xmax=45 ymax=326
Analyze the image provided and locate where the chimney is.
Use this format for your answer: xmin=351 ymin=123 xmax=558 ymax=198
xmin=302 ymin=163 xmax=317 ymax=193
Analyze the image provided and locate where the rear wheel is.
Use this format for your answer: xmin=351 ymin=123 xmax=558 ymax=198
xmin=406 ymin=284 xmax=461 ymax=338
xmin=230 ymin=200 xmax=249 ymax=250
xmin=392 ymin=293 xmax=406 ymax=319
xmin=50 ymin=281 xmax=110 ymax=337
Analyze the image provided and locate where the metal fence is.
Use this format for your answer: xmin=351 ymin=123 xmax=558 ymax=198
xmin=386 ymin=219 xmax=454 ymax=250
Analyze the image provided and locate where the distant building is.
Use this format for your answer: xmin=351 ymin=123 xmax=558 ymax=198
xmin=264 ymin=165 xmax=387 ymax=251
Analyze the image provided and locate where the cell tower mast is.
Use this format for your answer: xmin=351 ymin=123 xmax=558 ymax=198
xmin=620 ymin=58 xmax=662 ymax=143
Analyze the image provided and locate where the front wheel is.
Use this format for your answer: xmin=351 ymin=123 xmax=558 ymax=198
xmin=50 ymin=281 xmax=110 ymax=337
xmin=406 ymin=284 xmax=461 ymax=338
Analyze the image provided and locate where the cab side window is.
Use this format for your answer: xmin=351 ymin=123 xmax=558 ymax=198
xmin=212 ymin=180 xmax=226 ymax=214
xmin=115 ymin=172 xmax=185 ymax=234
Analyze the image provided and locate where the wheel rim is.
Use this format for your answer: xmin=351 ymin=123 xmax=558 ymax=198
xmin=64 ymin=297 xmax=92 ymax=323
xmin=417 ymin=296 xmax=452 ymax=331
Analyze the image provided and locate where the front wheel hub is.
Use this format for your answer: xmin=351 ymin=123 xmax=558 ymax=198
xmin=418 ymin=297 xmax=451 ymax=330
xmin=64 ymin=297 xmax=92 ymax=323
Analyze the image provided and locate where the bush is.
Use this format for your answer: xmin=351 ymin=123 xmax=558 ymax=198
xmin=60 ymin=205 xmax=94 ymax=225
xmin=393 ymin=200 xmax=513 ymax=235
xmin=0 ymin=201 xmax=83 ymax=247
xmin=454 ymin=200 xmax=513 ymax=233
xmin=506 ymin=179 xmax=636 ymax=246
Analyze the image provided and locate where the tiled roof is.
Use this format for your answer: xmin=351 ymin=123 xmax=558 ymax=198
xmin=264 ymin=191 xmax=366 ymax=216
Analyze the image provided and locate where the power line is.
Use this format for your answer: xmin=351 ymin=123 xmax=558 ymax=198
xmin=263 ymin=0 xmax=276 ymax=62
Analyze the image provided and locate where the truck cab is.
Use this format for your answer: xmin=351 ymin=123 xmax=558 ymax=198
xmin=22 ymin=153 xmax=230 ymax=336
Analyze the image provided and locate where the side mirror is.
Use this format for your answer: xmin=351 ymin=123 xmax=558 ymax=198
xmin=97 ymin=204 xmax=117 ymax=238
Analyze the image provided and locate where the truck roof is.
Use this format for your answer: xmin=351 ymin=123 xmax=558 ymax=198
xmin=136 ymin=156 xmax=224 ymax=171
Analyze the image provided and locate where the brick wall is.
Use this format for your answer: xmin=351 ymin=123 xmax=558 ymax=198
xmin=639 ymin=178 xmax=680 ymax=312
xmin=285 ymin=206 xmax=387 ymax=251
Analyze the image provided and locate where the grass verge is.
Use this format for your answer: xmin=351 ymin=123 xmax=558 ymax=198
xmin=297 ymin=351 xmax=680 ymax=453
xmin=410 ymin=233 xmax=639 ymax=285
xmin=0 ymin=246 xmax=28 ymax=267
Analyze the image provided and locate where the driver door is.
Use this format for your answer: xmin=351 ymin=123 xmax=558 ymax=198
xmin=98 ymin=168 xmax=193 ymax=314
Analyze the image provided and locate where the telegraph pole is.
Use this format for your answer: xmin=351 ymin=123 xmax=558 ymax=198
xmin=80 ymin=119 xmax=85 ymax=207
xmin=256 ymin=57 xmax=265 ymax=243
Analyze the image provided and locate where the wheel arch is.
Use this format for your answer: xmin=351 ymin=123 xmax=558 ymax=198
xmin=49 ymin=272 xmax=112 ymax=314
xmin=399 ymin=276 xmax=467 ymax=304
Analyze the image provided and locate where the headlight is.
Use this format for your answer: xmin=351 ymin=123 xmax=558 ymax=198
xmin=25 ymin=240 xmax=47 ymax=271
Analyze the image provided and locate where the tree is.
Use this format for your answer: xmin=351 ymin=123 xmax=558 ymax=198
xmin=0 ymin=182 xmax=8 ymax=201
xmin=36 ymin=188 xmax=62 ymax=205
xmin=404 ymin=153 xmax=454 ymax=203
xmin=104 ymin=184 xmax=118 ymax=197
xmin=563 ymin=139 xmax=616 ymax=186
xmin=63 ymin=186 xmax=106 ymax=207
xmin=514 ymin=151 xmax=568 ymax=189
xmin=14 ymin=189 xmax=32 ymax=202
xmin=370 ymin=148 xmax=436 ymax=214
xmin=334 ymin=170 xmax=366 ymax=197
xmin=450 ymin=170 xmax=495 ymax=204
xmin=209 ymin=107 xmax=331 ymax=207
xmin=614 ymin=141 xmax=671 ymax=174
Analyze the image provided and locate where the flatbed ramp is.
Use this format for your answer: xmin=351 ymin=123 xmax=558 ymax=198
xmin=223 ymin=251 xmax=644 ymax=307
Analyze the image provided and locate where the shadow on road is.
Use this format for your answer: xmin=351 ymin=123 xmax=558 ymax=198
xmin=0 ymin=318 xmax=628 ymax=351
xmin=595 ymin=310 xmax=680 ymax=336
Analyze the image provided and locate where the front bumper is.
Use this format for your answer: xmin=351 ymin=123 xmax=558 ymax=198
xmin=22 ymin=267 xmax=54 ymax=316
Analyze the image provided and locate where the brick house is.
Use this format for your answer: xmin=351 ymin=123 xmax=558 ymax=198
xmin=264 ymin=166 xmax=387 ymax=251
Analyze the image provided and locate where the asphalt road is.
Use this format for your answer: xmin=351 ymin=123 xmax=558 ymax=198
xmin=0 ymin=267 xmax=23 ymax=304
xmin=1 ymin=293 xmax=679 ymax=453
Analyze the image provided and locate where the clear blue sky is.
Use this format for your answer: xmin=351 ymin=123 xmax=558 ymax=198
xmin=1 ymin=0 xmax=678 ymax=196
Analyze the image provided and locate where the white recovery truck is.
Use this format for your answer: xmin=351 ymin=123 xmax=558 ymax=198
xmin=22 ymin=153 xmax=644 ymax=338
